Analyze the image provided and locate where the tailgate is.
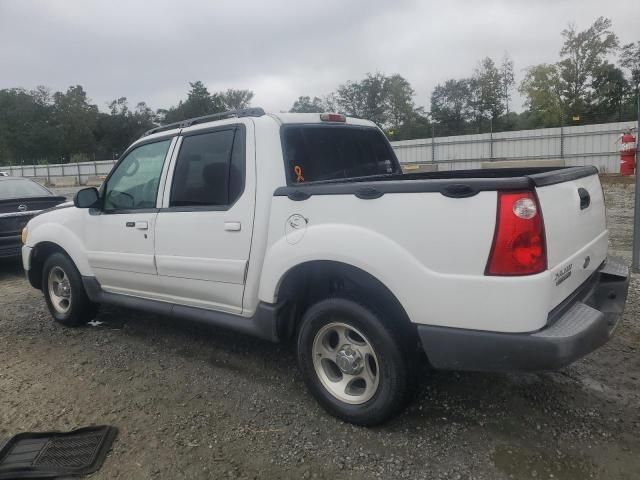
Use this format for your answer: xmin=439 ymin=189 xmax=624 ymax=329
xmin=534 ymin=172 xmax=608 ymax=310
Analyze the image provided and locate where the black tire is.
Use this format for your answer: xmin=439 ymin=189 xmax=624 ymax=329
xmin=296 ymin=297 xmax=412 ymax=426
xmin=42 ymin=252 xmax=96 ymax=327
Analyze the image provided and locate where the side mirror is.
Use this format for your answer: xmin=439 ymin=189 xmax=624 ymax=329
xmin=74 ymin=187 xmax=100 ymax=208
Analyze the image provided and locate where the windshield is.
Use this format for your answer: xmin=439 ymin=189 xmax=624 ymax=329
xmin=0 ymin=178 xmax=52 ymax=200
xmin=282 ymin=125 xmax=400 ymax=184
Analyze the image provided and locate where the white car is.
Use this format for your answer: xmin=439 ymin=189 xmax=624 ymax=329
xmin=0 ymin=171 xmax=9 ymax=176
xmin=21 ymin=108 xmax=629 ymax=425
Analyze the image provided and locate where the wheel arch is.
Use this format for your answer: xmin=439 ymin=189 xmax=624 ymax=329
xmin=273 ymin=260 xmax=415 ymax=342
xmin=26 ymin=218 xmax=93 ymax=290
xmin=28 ymin=241 xmax=78 ymax=290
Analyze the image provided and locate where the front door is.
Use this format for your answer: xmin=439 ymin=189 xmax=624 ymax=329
xmin=84 ymin=137 xmax=174 ymax=297
xmin=154 ymin=123 xmax=255 ymax=314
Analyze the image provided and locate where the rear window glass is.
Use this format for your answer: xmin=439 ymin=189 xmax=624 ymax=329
xmin=282 ymin=126 xmax=400 ymax=183
xmin=0 ymin=178 xmax=51 ymax=200
xmin=169 ymin=128 xmax=244 ymax=207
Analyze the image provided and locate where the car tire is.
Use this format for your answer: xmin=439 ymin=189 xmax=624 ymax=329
xmin=297 ymin=297 xmax=412 ymax=426
xmin=42 ymin=252 xmax=96 ymax=327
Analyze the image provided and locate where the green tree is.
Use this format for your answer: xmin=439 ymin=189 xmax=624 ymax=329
xmin=0 ymin=88 xmax=59 ymax=164
xmin=95 ymin=98 xmax=156 ymax=159
xmin=333 ymin=73 xmax=423 ymax=137
xmin=161 ymin=81 xmax=225 ymax=124
xmin=519 ymin=64 xmax=564 ymax=127
xmin=473 ymin=57 xmax=504 ymax=123
xmin=51 ymin=85 xmax=99 ymax=161
xmin=430 ymin=79 xmax=473 ymax=135
xmin=219 ymin=89 xmax=254 ymax=110
xmin=519 ymin=17 xmax=621 ymax=126
xmin=557 ymin=17 xmax=619 ymax=115
xmin=620 ymin=41 xmax=640 ymax=87
xmin=289 ymin=96 xmax=326 ymax=113
xmin=500 ymin=52 xmax=515 ymax=114
xmin=334 ymin=73 xmax=389 ymax=126
xmin=385 ymin=74 xmax=423 ymax=135
xmin=590 ymin=63 xmax=629 ymax=120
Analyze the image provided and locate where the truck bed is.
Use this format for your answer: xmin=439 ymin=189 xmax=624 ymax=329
xmin=275 ymin=166 xmax=598 ymax=200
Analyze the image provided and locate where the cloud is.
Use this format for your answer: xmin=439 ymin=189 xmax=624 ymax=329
xmin=1 ymin=0 xmax=638 ymax=113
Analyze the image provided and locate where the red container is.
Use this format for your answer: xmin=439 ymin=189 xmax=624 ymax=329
xmin=620 ymin=132 xmax=636 ymax=176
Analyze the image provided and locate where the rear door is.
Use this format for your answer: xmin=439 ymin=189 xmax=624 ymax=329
xmin=535 ymin=172 xmax=608 ymax=309
xmin=154 ymin=121 xmax=255 ymax=314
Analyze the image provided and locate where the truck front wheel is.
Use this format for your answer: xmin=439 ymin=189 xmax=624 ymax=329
xmin=42 ymin=252 xmax=96 ymax=327
xmin=296 ymin=297 xmax=411 ymax=426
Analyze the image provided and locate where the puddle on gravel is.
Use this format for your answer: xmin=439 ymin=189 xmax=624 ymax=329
xmin=492 ymin=444 xmax=595 ymax=480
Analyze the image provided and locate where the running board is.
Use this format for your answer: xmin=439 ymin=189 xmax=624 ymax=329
xmin=82 ymin=276 xmax=284 ymax=342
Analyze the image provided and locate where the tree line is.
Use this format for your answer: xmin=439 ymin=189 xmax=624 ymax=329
xmin=0 ymin=82 xmax=254 ymax=165
xmin=0 ymin=17 xmax=638 ymax=165
xmin=290 ymin=17 xmax=639 ymax=138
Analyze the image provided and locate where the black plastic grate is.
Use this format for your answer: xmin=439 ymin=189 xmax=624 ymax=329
xmin=0 ymin=426 xmax=117 ymax=479
xmin=34 ymin=431 xmax=105 ymax=467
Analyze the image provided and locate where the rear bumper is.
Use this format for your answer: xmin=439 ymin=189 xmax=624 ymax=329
xmin=418 ymin=256 xmax=630 ymax=372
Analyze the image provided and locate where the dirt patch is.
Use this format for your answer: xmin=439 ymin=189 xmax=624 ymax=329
xmin=1 ymin=183 xmax=639 ymax=479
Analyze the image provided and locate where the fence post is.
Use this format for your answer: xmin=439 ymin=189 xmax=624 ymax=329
xmin=46 ymin=162 xmax=50 ymax=185
xmin=76 ymin=161 xmax=82 ymax=185
xmin=560 ymin=114 xmax=565 ymax=160
xmin=489 ymin=118 xmax=494 ymax=160
xmin=431 ymin=124 xmax=436 ymax=162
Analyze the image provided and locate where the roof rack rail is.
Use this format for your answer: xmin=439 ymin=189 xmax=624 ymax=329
xmin=142 ymin=107 xmax=266 ymax=137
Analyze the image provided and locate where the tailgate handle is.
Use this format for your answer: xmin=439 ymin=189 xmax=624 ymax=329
xmin=578 ymin=188 xmax=590 ymax=210
xmin=441 ymin=184 xmax=478 ymax=198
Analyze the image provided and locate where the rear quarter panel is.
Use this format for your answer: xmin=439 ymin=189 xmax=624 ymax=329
xmin=259 ymin=191 xmax=552 ymax=333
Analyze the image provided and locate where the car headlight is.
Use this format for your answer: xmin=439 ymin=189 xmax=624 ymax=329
xmin=21 ymin=227 xmax=28 ymax=245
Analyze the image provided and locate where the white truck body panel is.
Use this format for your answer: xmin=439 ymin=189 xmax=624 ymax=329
xmin=22 ymin=112 xmax=612 ymax=338
xmin=535 ymin=174 xmax=608 ymax=310
xmin=152 ymin=119 xmax=257 ymax=314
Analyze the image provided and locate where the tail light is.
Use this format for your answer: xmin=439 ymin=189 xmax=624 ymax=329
xmin=320 ymin=113 xmax=346 ymax=122
xmin=485 ymin=191 xmax=546 ymax=276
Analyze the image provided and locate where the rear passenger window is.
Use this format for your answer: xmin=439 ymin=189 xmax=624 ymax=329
xmin=282 ymin=126 xmax=399 ymax=184
xmin=170 ymin=128 xmax=245 ymax=207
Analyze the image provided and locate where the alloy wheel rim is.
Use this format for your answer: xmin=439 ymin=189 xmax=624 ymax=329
xmin=311 ymin=321 xmax=380 ymax=405
xmin=48 ymin=266 xmax=72 ymax=314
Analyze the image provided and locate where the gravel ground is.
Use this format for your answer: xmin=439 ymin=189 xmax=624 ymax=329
xmin=1 ymin=182 xmax=639 ymax=479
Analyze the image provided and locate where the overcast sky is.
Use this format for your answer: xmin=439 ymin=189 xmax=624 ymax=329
xmin=1 ymin=0 xmax=638 ymax=114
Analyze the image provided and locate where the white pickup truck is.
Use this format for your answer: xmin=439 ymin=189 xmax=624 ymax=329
xmin=22 ymin=108 xmax=629 ymax=425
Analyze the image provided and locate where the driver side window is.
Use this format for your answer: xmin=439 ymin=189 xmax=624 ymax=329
xmin=103 ymin=139 xmax=171 ymax=211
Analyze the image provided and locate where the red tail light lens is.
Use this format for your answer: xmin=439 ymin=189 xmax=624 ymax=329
xmin=486 ymin=191 xmax=546 ymax=276
xmin=320 ymin=113 xmax=346 ymax=122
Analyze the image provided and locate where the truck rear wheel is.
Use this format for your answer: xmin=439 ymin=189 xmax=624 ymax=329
xmin=296 ymin=297 xmax=411 ymax=426
xmin=42 ymin=252 xmax=96 ymax=327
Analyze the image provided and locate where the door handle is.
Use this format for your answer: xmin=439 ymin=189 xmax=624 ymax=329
xmin=126 ymin=221 xmax=148 ymax=230
xmin=224 ymin=221 xmax=241 ymax=231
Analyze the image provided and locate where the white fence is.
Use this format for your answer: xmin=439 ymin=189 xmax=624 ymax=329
xmin=1 ymin=159 xmax=117 ymax=185
xmin=391 ymin=120 xmax=638 ymax=173
xmin=2 ymin=120 xmax=638 ymax=183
